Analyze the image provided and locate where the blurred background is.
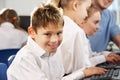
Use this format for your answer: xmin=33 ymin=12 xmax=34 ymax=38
xmin=0 ymin=0 xmax=48 ymax=31
xmin=0 ymin=0 xmax=120 ymax=51
xmin=108 ymin=0 xmax=120 ymax=26
xmin=0 ymin=0 xmax=119 ymax=30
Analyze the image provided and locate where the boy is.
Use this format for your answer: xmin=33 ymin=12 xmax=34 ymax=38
xmin=58 ymin=0 xmax=120 ymax=73
xmin=7 ymin=3 xmax=65 ymax=80
xmin=50 ymin=0 xmax=109 ymax=80
xmin=89 ymin=0 xmax=120 ymax=52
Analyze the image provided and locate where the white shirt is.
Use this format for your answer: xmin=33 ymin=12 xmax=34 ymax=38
xmin=7 ymin=36 xmax=85 ymax=80
xmin=0 ymin=22 xmax=28 ymax=49
xmin=59 ymin=16 xmax=110 ymax=78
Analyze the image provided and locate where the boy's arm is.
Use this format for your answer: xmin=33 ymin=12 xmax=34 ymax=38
xmin=62 ymin=68 xmax=85 ymax=80
xmin=62 ymin=67 xmax=107 ymax=80
xmin=112 ymin=34 xmax=120 ymax=48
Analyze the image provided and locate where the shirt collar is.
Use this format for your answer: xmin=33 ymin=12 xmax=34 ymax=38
xmin=63 ymin=16 xmax=80 ymax=29
xmin=27 ymin=36 xmax=48 ymax=57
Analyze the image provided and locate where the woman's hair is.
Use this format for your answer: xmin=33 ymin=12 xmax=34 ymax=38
xmin=0 ymin=8 xmax=21 ymax=29
xmin=31 ymin=3 xmax=64 ymax=33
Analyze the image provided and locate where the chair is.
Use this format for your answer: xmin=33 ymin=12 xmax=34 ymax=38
xmin=0 ymin=48 xmax=19 ymax=66
xmin=0 ymin=63 xmax=7 ymax=80
xmin=8 ymin=55 xmax=16 ymax=67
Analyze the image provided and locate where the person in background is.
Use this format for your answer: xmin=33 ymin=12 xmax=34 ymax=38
xmin=0 ymin=8 xmax=28 ymax=49
xmin=79 ymin=5 xmax=112 ymax=66
xmin=88 ymin=0 xmax=120 ymax=52
xmin=50 ymin=0 xmax=110 ymax=80
xmin=81 ymin=5 xmax=100 ymax=36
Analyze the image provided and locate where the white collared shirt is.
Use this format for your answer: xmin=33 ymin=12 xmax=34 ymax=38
xmin=0 ymin=22 xmax=28 ymax=49
xmin=7 ymin=36 xmax=65 ymax=80
xmin=59 ymin=16 xmax=110 ymax=79
xmin=7 ymin=36 xmax=85 ymax=80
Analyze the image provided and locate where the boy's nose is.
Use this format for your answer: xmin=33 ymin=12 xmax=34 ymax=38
xmin=96 ymin=25 xmax=99 ymax=30
xmin=50 ymin=35 xmax=58 ymax=42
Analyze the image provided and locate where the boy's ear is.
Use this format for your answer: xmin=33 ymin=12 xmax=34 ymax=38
xmin=28 ymin=26 xmax=36 ymax=38
xmin=72 ymin=0 xmax=78 ymax=11
xmin=79 ymin=20 xmax=86 ymax=28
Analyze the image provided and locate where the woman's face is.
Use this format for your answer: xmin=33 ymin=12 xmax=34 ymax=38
xmin=81 ymin=11 xmax=101 ymax=36
xmin=93 ymin=0 xmax=113 ymax=10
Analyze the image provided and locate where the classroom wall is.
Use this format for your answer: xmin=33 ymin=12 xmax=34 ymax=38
xmin=0 ymin=0 xmax=48 ymax=15
xmin=1 ymin=0 xmax=120 ymax=28
xmin=0 ymin=0 xmax=119 ymax=16
xmin=0 ymin=0 xmax=6 ymax=10
xmin=0 ymin=0 xmax=48 ymax=31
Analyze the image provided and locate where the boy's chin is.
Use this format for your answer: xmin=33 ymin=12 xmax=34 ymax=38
xmin=49 ymin=49 xmax=57 ymax=54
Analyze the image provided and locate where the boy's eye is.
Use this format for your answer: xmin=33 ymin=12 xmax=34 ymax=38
xmin=94 ymin=21 xmax=99 ymax=24
xmin=57 ymin=31 xmax=63 ymax=36
xmin=44 ymin=33 xmax=51 ymax=36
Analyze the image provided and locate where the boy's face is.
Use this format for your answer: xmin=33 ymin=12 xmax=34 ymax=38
xmin=75 ymin=0 xmax=91 ymax=25
xmin=29 ymin=23 xmax=63 ymax=53
xmin=81 ymin=11 xmax=101 ymax=36
xmin=93 ymin=0 xmax=113 ymax=9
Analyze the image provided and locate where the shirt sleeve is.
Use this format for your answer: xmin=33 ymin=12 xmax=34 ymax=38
xmin=90 ymin=51 xmax=111 ymax=66
xmin=109 ymin=10 xmax=120 ymax=38
xmin=62 ymin=68 xmax=85 ymax=80
xmin=20 ymin=56 xmax=85 ymax=80
xmin=90 ymin=54 xmax=106 ymax=66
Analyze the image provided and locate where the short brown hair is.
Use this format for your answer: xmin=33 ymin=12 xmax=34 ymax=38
xmin=31 ymin=3 xmax=64 ymax=33
xmin=86 ymin=5 xmax=101 ymax=20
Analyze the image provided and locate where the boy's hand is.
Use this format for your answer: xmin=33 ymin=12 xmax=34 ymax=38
xmin=106 ymin=53 xmax=120 ymax=64
xmin=83 ymin=67 xmax=107 ymax=77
